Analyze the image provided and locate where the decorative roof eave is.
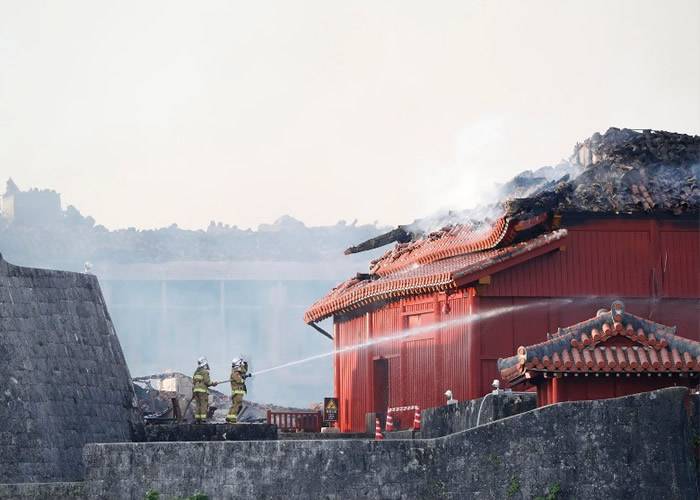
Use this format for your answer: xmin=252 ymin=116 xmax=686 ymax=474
xmin=303 ymin=275 xmax=458 ymax=324
xmin=497 ymin=301 xmax=700 ymax=384
xmin=304 ymin=229 xmax=568 ymax=324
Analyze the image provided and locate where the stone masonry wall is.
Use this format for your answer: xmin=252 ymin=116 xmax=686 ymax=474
xmin=420 ymin=391 xmax=536 ymax=438
xmin=0 ymin=481 xmax=85 ymax=499
xmin=0 ymin=254 xmax=141 ymax=483
xmin=84 ymin=388 xmax=699 ymax=499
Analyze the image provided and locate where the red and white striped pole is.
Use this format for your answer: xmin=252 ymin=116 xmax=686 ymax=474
xmin=413 ymin=407 xmax=421 ymax=431
xmin=385 ymin=410 xmax=394 ymax=432
xmin=374 ymin=417 xmax=384 ymax=440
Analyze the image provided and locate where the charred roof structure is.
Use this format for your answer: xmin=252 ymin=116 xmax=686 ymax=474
xmin=345 ymin=128 xmax=699 ymax=255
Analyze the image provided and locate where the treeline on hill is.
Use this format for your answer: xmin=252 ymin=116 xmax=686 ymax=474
xmin=0 ymin=210 xmax=385 ymax=271
xmin=4 ymin=128 xmax=697 ymax=271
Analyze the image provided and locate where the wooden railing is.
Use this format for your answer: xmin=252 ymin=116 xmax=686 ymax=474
xmin=267 ymin=410 xmax=322 ymax=432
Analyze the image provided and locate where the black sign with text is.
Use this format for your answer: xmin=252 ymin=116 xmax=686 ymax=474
xmin=323 ymin=397 xmax=339 ymax=423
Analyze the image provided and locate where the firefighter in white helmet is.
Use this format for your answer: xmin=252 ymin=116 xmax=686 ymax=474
xmin=226 ymin=357 xmax=252 ymax=423
xmin=192 ymin=357 xmax=218 ymax=423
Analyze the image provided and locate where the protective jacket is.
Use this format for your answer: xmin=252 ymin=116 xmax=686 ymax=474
xmin=230 ymin=365 xmax=248 ymax=396
xmin=193 ymin=366 xmax=214 ymax=394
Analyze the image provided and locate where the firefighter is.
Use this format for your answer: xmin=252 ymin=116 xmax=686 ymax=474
xmin=192 ymin=357 xmax=217 ymax=423
xmin=226 ymin=357 xmax=252 ymax=423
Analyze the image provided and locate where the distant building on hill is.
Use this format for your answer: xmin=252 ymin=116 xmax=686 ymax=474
xmin=1 ymin=178 xmax=62 ymax=225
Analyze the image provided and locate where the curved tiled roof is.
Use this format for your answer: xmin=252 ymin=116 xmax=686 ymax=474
xmin=498 ymin=301 xmax=700 ymax=383
xmin=366 ymin=213 xmax=550 ymax=277
xmin=304 ymin=228 xmax=567 ymax=323
xmin=369 ymin=217 xmax=508 ymax=276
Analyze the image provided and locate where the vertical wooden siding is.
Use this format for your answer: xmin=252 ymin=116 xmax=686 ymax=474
xmin=660 ymin=230 xmax=700 ymax=298
xmin=335 ymin=314 xmax=369 ymax=431
xmin=333 ymin=218 xmax=699 ymax=431
xmin=482 ymin=227 xmax=652 ymax=297
xmin=442 ymin=291 xmax=472 ymax=401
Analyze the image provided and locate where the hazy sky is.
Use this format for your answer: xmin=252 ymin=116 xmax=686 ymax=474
xmin=1 ymin=1 xmax=699 ymax=230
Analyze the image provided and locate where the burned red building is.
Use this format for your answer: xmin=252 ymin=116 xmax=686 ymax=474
xmin=304 ymin=128 xmax=700 ymax=432
xmin=498 ymin=300 xmax=700 ymax=405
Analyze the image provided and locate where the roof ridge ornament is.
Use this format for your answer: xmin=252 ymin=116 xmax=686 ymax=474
xmin=611 ymin=300 xmax=625 ymax=321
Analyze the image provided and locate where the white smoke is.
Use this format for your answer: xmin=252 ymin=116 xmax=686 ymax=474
xmin=408 ymin=116 xmax=582 ymax=235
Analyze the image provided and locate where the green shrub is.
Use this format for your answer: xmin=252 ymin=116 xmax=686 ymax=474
xmin=144 ymin=490 xmax=160 ymax=500
xmin=506 ymin=476 xmax=520 ymax=498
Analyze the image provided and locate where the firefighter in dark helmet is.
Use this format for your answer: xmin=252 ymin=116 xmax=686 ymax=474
xmin=192 ymin=357 xmax=217 ymax=423
xmin=226 ymin=357 xmax=252 ymax=423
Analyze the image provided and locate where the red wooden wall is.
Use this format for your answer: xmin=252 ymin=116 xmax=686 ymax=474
xmin=333 ymin=217 xmax=700 ymax=432
xmin=537 ymin=376 xmax=698 ymax=406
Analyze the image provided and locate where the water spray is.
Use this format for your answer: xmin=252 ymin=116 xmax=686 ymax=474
xmin=251 ymin=298 xmax=572 ymax=377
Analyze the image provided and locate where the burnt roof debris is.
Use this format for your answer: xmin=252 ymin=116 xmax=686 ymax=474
xmin=346 ymin=128 xmax=699 ymax=255
xmin=574 ymin=128 xmax=700 ymax=168
xmin=344 ymin=226 xmax=412 ymax=255
xmin=508 ymin=128 xmax=700 ymax=217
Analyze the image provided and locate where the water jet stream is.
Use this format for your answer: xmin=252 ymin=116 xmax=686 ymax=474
xmin=251 ymin=298 xmax=572 ymax=377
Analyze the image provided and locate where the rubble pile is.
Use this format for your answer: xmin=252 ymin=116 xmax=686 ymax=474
xmin=574 ymin=128 xmax=700 ymax=168
xmin=508 ymin=128 xmax=700 ymax=216
xmin=133 ymin=372 xmax=309 ymax=424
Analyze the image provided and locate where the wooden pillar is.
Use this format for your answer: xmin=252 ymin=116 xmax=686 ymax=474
xmin=467 ymin=289 xmax=481 ymax=400
xmin=551 ymin=377 xmax=560 ymax=404
xmin=536 ymin=383 xmax=546 ymax=407
xmin=333 ymin=322 xmax=343 ymax=430
xmin=365 ymin=312 xmax=372 ymax=422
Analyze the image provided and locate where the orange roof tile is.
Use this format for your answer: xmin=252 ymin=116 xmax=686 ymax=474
xmin=366 ymin=213 xmax=550 ymax=277
xmin=498 ymin=301 xmax=700 ymax=384
xmin=304 ymin=228 xmax=567 ymax=323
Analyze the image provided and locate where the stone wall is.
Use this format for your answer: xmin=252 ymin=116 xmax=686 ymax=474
xmin=142 ymin=423 xmax=277 ymax=442
xmin=0 ymin=254 xmax=141 ymax=483
xmin=419 ymin=391 xmax=536 ymax=438
xmin=0 ymin=481 xmax=85 ymax=499
xmin=84 ymin=388 xmax=699 ymax=499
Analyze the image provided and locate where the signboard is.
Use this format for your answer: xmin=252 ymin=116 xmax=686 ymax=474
xmin=323 ymin=397 xmax=339 ymax=423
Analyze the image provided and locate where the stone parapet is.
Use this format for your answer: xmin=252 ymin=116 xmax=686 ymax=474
xmin=142 ymin=423 xmax=277 ymax=442
xmin=83 ymin=388 xmax=699 ymax=499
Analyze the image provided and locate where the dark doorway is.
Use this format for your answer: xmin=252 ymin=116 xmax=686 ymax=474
xmin=373 ymin=358 xmax=389 ymax=418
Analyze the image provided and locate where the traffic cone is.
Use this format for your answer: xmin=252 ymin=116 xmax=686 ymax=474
xmin=413 ymin=407 xmax=421 ymax=431
xmin=374 ymin=417 xmax=383 ymax=440
xmin=385 ymin=411 xmax=394 ymax=432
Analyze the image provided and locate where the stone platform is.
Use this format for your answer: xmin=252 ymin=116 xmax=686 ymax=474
xmin=141 ymin=423 xmax=277 ymax=442
xmin=279 ymin=431 xmax=372 ymax=440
